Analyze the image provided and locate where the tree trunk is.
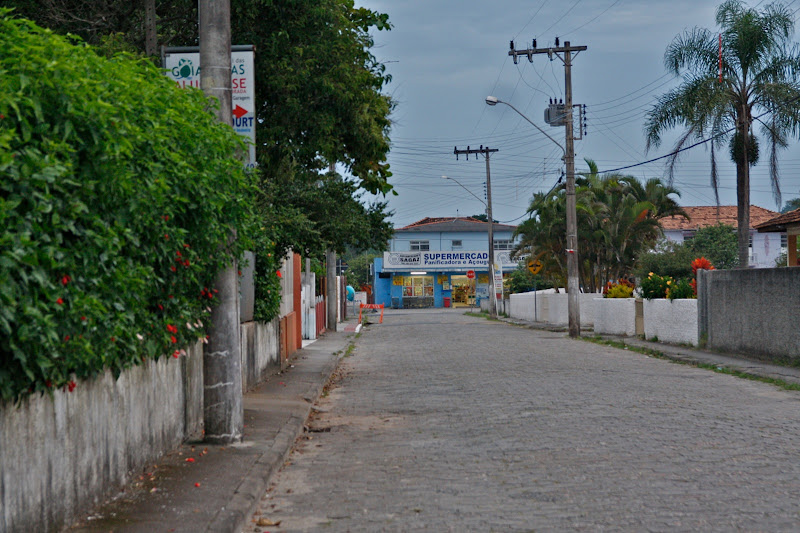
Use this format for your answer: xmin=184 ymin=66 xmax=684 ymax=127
xmin=736 ymin=120 xmax=751 ymax=268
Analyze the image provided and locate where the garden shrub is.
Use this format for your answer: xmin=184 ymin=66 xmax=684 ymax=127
xmin=603 ymin=278 xmax=634 ymax=298
xmin=0 ymin=14 xmax=255 ymax=402
xmin=640 ymin=272 xmax=671 ymax=299
xmin=667 ymin=278 xmax=694 ymax=300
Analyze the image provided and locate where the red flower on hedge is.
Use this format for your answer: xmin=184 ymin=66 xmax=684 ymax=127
xmin=61 ymin=275 xmax=71 ymax=286
xmin=167 ymin=324 xmax=178 ymax=334
xmin=67 ymin=381 xmax=77 ymax=392
xmin=690 ymin=257 xmax=715 ymax=296
xmin=691 ymin=257 xmax=715 ymax=275
xmin=276 ymin=270 xmax=282 ymax=278
xmin=170 ymin=335 xmax=177 ymax=344
xmin=56 ymin=297 xmax=64 ymax=305
xmin=171 ymin=265 xmax=177 ymax=272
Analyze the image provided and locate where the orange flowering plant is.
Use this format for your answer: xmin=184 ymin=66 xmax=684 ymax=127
xmin=689 ymin=257 xmax=715 ymax=296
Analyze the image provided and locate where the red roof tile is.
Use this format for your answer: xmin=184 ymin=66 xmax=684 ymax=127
xmin=398 ymin=217 xmax=517 ymax=232
xmin=660 ymin=205 xmax=780 ymax=231
xmin=754 ymin=207 xmax=800 ymax=232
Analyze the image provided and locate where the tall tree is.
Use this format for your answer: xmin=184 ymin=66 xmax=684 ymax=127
xmin=645 ymin=0 xmax=800 ymax=267
xmin=515 ymin=161 xmax=685 ymax=291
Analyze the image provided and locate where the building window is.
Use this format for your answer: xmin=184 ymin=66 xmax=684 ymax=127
xmin=682 ymin=231 xmax=696 ymax=242
xmin=410 ymin=240 xmax=429 ymax=251
xmin=493 ymin=239 xmax=513 ymax=250
xmin=451 ymin=239 xmax=462 ymax=250
xmin=782 ymin=234 xmax=788 ymax=256
xmin=403 ymin=276 xmax=433 ymax=297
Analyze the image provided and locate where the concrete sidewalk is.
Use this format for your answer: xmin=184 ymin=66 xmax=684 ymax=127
xmin=502 ymin=315 xmax=800 ymax=386
xmin=69 ymin=325 xmax=357 ymax=533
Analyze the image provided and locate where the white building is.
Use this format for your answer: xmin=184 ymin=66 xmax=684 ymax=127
xmin=660 ymin=205 xmax=784 ymax=268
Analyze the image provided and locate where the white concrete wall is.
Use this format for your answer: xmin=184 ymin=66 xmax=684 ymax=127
xmin=643 ymin=299 xmax=698 ymax=346
xmin=240 ymin=319 xmax=281 ymax=391
xmin=3 ymin=316 xmax=285 ymax=532
xmin=546 ymin=293 xmax=599 ymax=327
xmin=593 ymin=298 xmax=637 ymax=336
xmin=509 ymin=289 xmax=555 ymax=322
xmin=1 ymin=341 xmax=204 ymax=532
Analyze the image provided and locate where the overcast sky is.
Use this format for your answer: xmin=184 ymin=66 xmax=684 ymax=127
xmin=358 ymin=0 xmax=800 ymax=227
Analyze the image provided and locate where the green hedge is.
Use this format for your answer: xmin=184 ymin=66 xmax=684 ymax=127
xmin=0 ymin=14 xmax=255 ymax=402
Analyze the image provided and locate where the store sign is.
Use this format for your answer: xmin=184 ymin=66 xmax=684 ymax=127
xmin=383 ymin=251 xmax=518 ymax=272
xmin=163 ymin=49 xmax=256 ymax=168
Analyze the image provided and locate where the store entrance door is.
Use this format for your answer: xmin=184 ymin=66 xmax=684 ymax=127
xmin=450 ymin=275 xmax=476 ymax=308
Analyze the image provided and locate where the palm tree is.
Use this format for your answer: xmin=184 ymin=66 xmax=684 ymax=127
xmin=514 ymin=160 xmax=685 ymax=291
xmin=645 ymin=0 xmax=800 ymax=267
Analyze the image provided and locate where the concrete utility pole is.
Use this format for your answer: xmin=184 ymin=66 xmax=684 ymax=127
xmin=509 ymin=39 xmax=587 ymax=338
xmin=199 ymin=0 xmax=243 ymax=444
xmin=326 ymin=250 xmax=337 ymax=332
xmin=453 ymin=146 xmax=499 ymax=318
xmin=144 ymin=0 xmax=157 ymax=57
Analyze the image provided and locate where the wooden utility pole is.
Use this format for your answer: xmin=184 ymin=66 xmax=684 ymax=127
xmin=509 ymin=40 xmax=586 ymax=338
xmin=453 ymin=146 xmax=499 ymax=318
xmin=199 ymin=0 xmax=244 ymax=444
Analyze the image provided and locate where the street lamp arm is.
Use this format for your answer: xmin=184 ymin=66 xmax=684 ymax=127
xmin=441 ymin=175 xmax=487 ymax=206
xmin=485 ymin=96 xmax=566 ymax=157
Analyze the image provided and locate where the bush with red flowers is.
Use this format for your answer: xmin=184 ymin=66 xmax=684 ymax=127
xmin=0 ymin=14 xmax=256 ymax=402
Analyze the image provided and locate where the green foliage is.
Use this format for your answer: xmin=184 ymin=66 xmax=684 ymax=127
xmin=0 ymin=14 xmax=254 ymax=401
xmin=781 ymin=197 xmax=800 ymax=213
xmin=667 ymin=278 xmax=695 ymax=300
xmin=516 ymin=162 xmax=686 ymax=292
xmin=604 ymin=280 xmax=634 ymax=298
xmin=343 ymin=252 xmax=380 ymax=288
xmin=634 ymin=224 xmax=739 ymax=281
xmin=686 ymin=224 xmax=739 ymax=269
xmin=640 ymin=273 xmax=672 ymax=299
xmin=634 ymin=240 xmax=694 ymax=280
xmin=252 ymin=240 xmax=282 ymax=324
xmin=645 ymin=0 xmax=800 ymax=266
xmin=507 ymin=267 xmax=553 ymax=294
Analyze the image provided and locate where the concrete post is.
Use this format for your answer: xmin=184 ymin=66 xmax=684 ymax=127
xmin=199 ymin=0 xmax=243 ymax=444
xmin=326 ymin=250 xmax=337 ymax=332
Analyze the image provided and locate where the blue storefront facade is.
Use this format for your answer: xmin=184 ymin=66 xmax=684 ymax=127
xmin=373 ymin=217 xmax=520 ymax=309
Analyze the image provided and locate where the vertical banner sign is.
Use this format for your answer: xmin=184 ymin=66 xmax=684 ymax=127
xmin=494 ymin=263 xmax=503 ymax=300
xmin=164 ymin=48 xmax=256 ymax=168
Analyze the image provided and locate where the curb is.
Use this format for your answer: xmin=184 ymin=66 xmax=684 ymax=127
xmin=209 ymin=342 xmax=343 ymax=533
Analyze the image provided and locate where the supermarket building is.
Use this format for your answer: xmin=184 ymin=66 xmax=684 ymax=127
xmin=373 ymin=217 xmax=520 ymax=309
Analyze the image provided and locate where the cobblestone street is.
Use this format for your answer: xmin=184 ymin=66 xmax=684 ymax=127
xmin=248 ymin=309 xmax=800 ymax=532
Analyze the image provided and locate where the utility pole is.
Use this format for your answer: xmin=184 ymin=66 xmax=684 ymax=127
xmin=199 ymin=0 xmax=243 ymax=444
xmin=454 ymin=145 xmax=499 ymax=318
xmin=144 ymin=0 xmax=157 ymax=57
xmin=326 ymin=250 xmax=337 ymax=332
xmin=510 ymin=39 xmax=586 ymax=338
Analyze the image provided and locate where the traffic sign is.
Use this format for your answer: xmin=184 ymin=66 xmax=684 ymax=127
xmin=466 ymin=270 xmax=476 ymax=279
xmin=527 ymin=259 xmax=543 ymax=275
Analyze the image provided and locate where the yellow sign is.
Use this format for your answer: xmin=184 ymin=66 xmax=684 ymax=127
xmin=478 ymin=274 xmax=489 ymax=284
xmin=437 ymin=275 xmax=448 ymax=284
xmin=527 ymin=259 xmax=543 ymax=275
xmin=393 ymin=276 xmax=404 ymax=286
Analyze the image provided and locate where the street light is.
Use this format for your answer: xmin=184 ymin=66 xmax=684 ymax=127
xmin=441 ymin=175 xmax=497 ymax=318
xmin=485 ymin=96 xmax=581 ymax=337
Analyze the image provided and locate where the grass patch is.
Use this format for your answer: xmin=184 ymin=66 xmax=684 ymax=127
xmin=464 ymin=311 xmax=501 ymax=321
xmin=582 ymin=336 xmax=800 ymax=392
